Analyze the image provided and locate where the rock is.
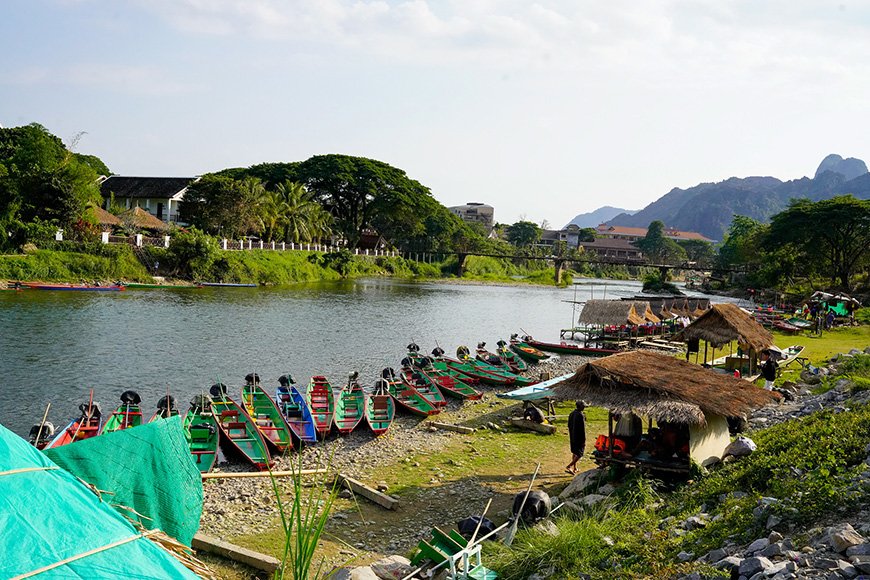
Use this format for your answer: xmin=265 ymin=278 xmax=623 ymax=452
xmin=705 ymin=548 xmax=727 ymax=563
xmin=714 ymin=555 xmax=742 ymax=572
xmin=370 ymin=555 xmax=414 ymax=580
xmin=684 ymin=515 xmax=707 ymax=530
xmin=836 ymin=559 xmax=858 ymax=578
xmin=768 ymin=531 xmax=783 ymax=543
xmin=676 ymin=551 xmax=694 ymax=562
xmin=596 ymin=483 xmax=615 ymax=495
xmin=761 ymin=542 xmax=784 ymax=558
xmin=766 ymin=515 xmax=782 ymax=530
xmin=723 ymin=436 xmax=757 ymax=458
xmin=376 ymin=481 xmax=389 ymax=492
xmin=559 ymin=468 xmax=604 ymax=499
xmin=846 ymin=543 xmax=870 ymax=557
xmin=332 ymin=566 xmax=380 ymax=580
xmin=746 ymin=538 xmax=770 ymax=554
xmin=739 ymin=556 xmax=773 ymax=576
xmin=815 ymin=154 xmax=869 ymax=181
xmin=850 ymin=555 xmax=870 ymax=574
xmin=826 ymin=523 xmax=864 ymax=552
xmin=578 ymin=494 xmax=608 ymax=507
xmin=532 ymin=520 xmax=560 ymax=537
xmin=813 ymin=557 xmax=838 ymax=570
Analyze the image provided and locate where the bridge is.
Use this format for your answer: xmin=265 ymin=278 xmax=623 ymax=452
xmin=400 ymin=251 xmax=743 ymax=285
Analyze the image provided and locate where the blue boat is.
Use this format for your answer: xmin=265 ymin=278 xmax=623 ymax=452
xmin=198 ymin=282 xmax=258 ymax=287
xmin=275 ymin=377 xmax=318 ymax=444
xmin=496 ymin=372 xmax=574 ymax=401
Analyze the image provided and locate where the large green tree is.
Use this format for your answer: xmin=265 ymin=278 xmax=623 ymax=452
xmin=718 ymin=215 xmax=767 ymax=268
xmin=767 ymin=195 xmax=870 ymax=288
xmin=505 ymin=221 xmax=541 ymax=247
xmin=633 ymin=221 xmax=687 ymax=264
xmin=180 ymin=175 xmax=264 ymax=238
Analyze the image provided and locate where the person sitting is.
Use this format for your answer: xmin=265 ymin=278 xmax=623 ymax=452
xmin=613 ymin=412 xmax=642 ymax=452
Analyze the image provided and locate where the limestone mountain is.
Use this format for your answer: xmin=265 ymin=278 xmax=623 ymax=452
xmin=609 ymin=155 xmax=869 ymax=241
xmin=566 ymin=206 xmax=636 ymax=228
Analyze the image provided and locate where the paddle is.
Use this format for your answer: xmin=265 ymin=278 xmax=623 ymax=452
xmin=34 ymin=402 xmax=51 ymax=447
xmin=503 ymin=462 xmax=541 ymax=547
xmin=468 ymin=498 xmax=493 ymax=545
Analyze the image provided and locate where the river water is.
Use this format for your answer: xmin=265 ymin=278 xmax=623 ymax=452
xmin=0 ymin=278 xmax=734 ymax=436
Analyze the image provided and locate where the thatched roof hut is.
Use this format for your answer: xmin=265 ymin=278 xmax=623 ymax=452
xmin=552 ymin=350 xmax=777 ymax=425
xmin=633 ymin=301 xmax=661 ymax=324
xmin=86 ymin=204 xmax=121 ymax=227
xmin=675 ymin=303 xmax=773 ymax=351
xmin=119 ymin=207 xmax=170 ymax=232
xmin=578 ymin=300 xmax=645 ymax=326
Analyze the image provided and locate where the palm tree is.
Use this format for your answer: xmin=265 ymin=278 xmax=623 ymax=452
xmin=275 ymin=181 xmax=333 ymax=243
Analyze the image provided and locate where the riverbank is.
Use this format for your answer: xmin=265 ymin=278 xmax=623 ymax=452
xmin=199 ymin=325 xmax=870 ymax=579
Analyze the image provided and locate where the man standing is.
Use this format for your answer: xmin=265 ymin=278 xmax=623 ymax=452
xmin=760 ymin=349 xmax=778 ymax=390
xmin=566 ymin=401 xmax=586 ymax=474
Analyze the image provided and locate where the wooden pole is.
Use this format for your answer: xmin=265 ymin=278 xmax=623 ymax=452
xmin=469 ymin=498 xmax=493 ymax=545
xmin=201 ymin=469 xmax=327 ymax=480
xmin=34 ymin=403 xmax=51 ymax=446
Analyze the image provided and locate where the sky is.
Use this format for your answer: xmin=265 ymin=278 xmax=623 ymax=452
xmin=3 ymin=1 xmax=870 ymax=227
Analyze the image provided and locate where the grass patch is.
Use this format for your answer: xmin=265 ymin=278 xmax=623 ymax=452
xmin=0 ymin=249 xmax=152 ymax=282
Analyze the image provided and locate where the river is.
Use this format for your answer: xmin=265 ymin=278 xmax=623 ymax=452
xmin=0 ymin=278 xmax=735 ymax=436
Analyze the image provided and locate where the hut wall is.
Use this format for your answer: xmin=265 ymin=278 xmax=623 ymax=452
xmin=688 ymin=412 xmax=730 ymax=467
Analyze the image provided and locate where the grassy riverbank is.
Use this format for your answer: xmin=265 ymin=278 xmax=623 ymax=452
xmin=0 ymin=249 xmax=153 ymax=282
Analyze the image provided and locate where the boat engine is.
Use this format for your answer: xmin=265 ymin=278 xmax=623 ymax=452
xmin=120 ymin=390 xmax=141 ymax=404
xmin=244 ymin=373 xmax=260 ymax=385
xmin=190 ymin=394 xmax=211 ymax=412
xmin=381 ymin=367 xmax=397 ymax=380
xmin=79 ymin=402 xmax=102 ymax=418
xmin=407 ymin=342 xmax=421 ymax=352
xmin=209 ymin=383 xmax=228 ymax=398
xmin=431 ymin=347 xmax=445 ymax=357
xmin=156 ymin=395 xmax=176 ymax=413
xmin=28 ymin=422 xmax=55 ymax=446
xmin=511 ymin=490 xmax=551 ymax=524
xmin=456 ymin=345 xmax=470 ymax=358
xmin=457 ymin=515 xmax=497 ymax=541
xmin=278 ymin=374 xmax=295 ymax=387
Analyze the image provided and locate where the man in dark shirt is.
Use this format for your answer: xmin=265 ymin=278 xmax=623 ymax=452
xmin=566 ymin=401 xmax=586 ymax=474
xmin=760 ymin=350 xmax=778 ymax=390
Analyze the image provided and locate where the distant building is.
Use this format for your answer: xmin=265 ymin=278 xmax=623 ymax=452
xmin=537 ymin=224 xmax=585 ymax=250
xmin=578 ymin=238 xmax=645 ymax=262
xmin=595 ymin=223 xmax=714 ymax=243
xmin=99 ymin=176 xmax=199 ymax=225
xmin=449 ymin=202 xmax=494 ymax=232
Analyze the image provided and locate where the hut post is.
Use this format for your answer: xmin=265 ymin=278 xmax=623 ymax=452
xmin=703 ymin=341 xmax=708 ymax=366
xmin=608 ymin=412 xmax=614 ymax=460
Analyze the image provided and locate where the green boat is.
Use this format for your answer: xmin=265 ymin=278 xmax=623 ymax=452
xmin=509 ymin=335 xmax=550 ymax=362
xmin=456 ymin=346 xmax=536 ymax=387
xmin=399 ymin=365 xmax=448 ymax=407
xmin=431 ymin=348 xmax=515 ymax=386
xmin=381 ymin=368 xmax=439 ymax=417
xmin=496 ymin=340 xmax=529 ymax=372
xmin=241 ymin=375 xmax=293 ymax=453
xmin=413 ymin=357 xmax=482 ymax=400
xmin=101 ymin=391 xmax=144 ymax=434
xmin=210 ymin=383 xmax=272 ymax=470
xmin=365 ymin=381 xmax=395 ymax=435
xmin=334 ymin=374 xmax=366 ymax=435
xmin=183 ymin=395 xmax=219 ymax=473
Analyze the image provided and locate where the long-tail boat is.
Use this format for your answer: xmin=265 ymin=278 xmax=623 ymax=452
xmin=365 ymin=380 xmax=395 ymax=435
xmin=148 ymin=394 xmax=179 ymax=422
xmin=521 ymin=334 xmax=619 ymax=357
xmin=430 ymin=347 xmax=515 ymax=386
xmin=333 ymin=373 xmax=365 ymax=435
xmin=24 ymin=283 xmax=124 ymax=291
xmin=183 ymin=395 xmax=220 ymax=473
xmin=474 ymin=342 xmax=511 ymax=370
xmin=413 ymin=357 xmax=481 ymax=400
xmin=101 ymin=391 xmax=144 ymax=434
xmin=44 ymin=392 xmax=102 ymax=449
xmin=28 ymin=421 xmax=56 ymax=450
xmin=457 ymin=346 xmax=536 ymax=386
xmin=306 ymin=376 xmax=336 ymax=440
xmin=209 ymin=383 xmax=271 ymax=470
xmin=241 ymin=373 xmax=293 ymax=453
xmin=382 ymin=368 xmax=439 ymax=417
xmin=399 ymin=363 xmax=448 ymax=407
xmin=509 ymin=334 xmax=550 ymax=362
xmin=275 ymin=375 xmax=318 ymax=444
xmin=495 ymin=340 xmax=528 ymax=372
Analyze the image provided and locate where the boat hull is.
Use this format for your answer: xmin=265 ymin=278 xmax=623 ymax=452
xmin=306 ymin=377 xmax=336 ymax=439
xmin=365 ymin=392 xmax=395 ymax=435
xmin=334 ymin=383 xmax=365 ymax=435
xmin=524 ymin=337 xmax=618 ymax=357
xmin=183 ymin=407 xmax=219 ymax=473
xmin=211 ymin=396 xmax=272 ymax=470
xmin=276 ymin=385 xmax=319 ymax=444
xmin=242 ymin=384 xmax=294 ymax=453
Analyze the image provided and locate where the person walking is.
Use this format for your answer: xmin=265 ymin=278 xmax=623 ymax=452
xmin=566 ymin=401 xmax=587 ymax=474
xmin=760 ymin=349 xmax=778 ymax=391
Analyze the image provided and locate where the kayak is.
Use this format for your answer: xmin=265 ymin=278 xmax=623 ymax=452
xmin=414 ymin=359 xmax=481 ymax=400
xmin=382 ymin=368 xmax=439 ymax=417
xmin=210 ymin=383 xmax=272 ymax=470
xmin=456 ymin=346 xmax=536 ymax=387
xmin=44 ymin=394 xmax=102 ymax=449
xmin=334 ymin=379 xmax=365 ymax=435
xmin=306 ymin=376 xmax=336 ymax=439
xmin=509 ymin=335 xmax=550 ymax=362
xmin=183 ymin=395 xmax=219 ymax=473
xmin=495 ymin=340 xmax=528 ymax=372
xmin=365 ymin=381 xmax=395 ymax=435
xmin=399 ymin=366 xmax=448 ymax=407
xmin=241 ymin=378 xmax=293 ymax=453
xmin=101 ymin=391 xmax=144 ymax=434
xmin=148 ymin=395 xmax=179 ymax=422
xmin=521 ymin=335 xmax=619 ymax=357
xmin=275 ymin=377 xmax=318 ymax=444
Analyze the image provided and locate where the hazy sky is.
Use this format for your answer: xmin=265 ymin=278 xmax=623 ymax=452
xmin=3 ymin=1 xmax=869 ymax=226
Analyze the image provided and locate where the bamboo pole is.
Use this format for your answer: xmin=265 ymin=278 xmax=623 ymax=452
xmin=34 ymin=403 xmax=51 ymax=447
xmin=201 ymin=469 xmax=327 ymax=480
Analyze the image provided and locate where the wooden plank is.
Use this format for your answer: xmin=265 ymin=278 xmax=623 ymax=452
xmin=337 ymin=473 xmax=398 ymax=510
xmin=192 ymin=533 xmax=281 ymax=573
xmin=429 ymin=421 xmax=475 ymax=434
xmin=201 ymin=469 xmax=327 ymax=480
xmin=509 ymin=418 xmax=557 ymax=434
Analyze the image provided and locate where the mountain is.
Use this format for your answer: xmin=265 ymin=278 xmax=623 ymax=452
xmin=566 ymin=206 xmax=636 ymax=229
xmin=608 ymin=155 xmax=870 ymax=241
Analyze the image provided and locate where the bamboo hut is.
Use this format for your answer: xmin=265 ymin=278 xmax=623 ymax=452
xmin=674 ymin=303 xmax=774 ymax=374
xmin=578 ymin=300 xmax=646 ymax=326
xmin=553 ymin=350 xmax=778 ymax=468
xmin=86 ymin=204 xmax=121 ymax=228
xmin=119 ymin=207 xmax=171 ymax=232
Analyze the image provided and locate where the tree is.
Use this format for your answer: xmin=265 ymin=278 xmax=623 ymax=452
xmin=273 ymin=181 xmax=332 ymax=243
xmin=767 ymin=195 xmax=870 ymax=288
xmin=677 ymin=239 xmax=716 ymax=267
xmin=577 ymin=227 xmax=596 ymax=242
xmin=506 ymin=221 xmax=541 ymax=247
xmin=633 ymin=221 xmax=686 ymax=264
xmin=180 ymin=175 xmax=262 ymax=238
xmin=718 ymin=215 xmax=767 ymax=268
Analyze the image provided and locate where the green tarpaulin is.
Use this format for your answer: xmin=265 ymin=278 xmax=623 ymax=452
xmin=0 ymin=423 xmax=199 ymax=579
xmin=45 ymin=415 xmax=203 ymax=546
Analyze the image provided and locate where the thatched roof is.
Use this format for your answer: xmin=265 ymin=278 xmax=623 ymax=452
xmin=552 ymin=350 xmax=779 ymax=425
xmin=86 ymin=204 xmax=121 ymax=227
xmin=674 ymin=303 xmax=773 ymax=351
xmin=633 ymin=301 xmax=661 ymax=323
xmin=579 ymin=300 xmax=645 ymax=325
xmin=119 ymin=207 xmax=170 ymax=232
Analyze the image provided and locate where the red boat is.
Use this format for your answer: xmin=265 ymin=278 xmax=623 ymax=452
xmin=306 ymin=376 xmax=335 ymax=439
xmin=522 ymin=335 xmax=619 ymax=357
xmin=44 ymin=393 xmax=102 ymax=449
xmin=25 ymin=283 xmax=124 ymax=292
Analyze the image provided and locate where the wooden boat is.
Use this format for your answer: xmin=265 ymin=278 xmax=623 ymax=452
xmin=209 ymin=383 xmax=272 ymax=470
xmin=275 ymin=376 xmax=318 ymax=444
xmin=431 ymin=348 xmax=515 ymax=386
xmin=148 ymin=395 xmax=179 ymax=422
xmin=241 ymin=375 xmax=293 ymax=453
xmin=457 ymin=346 xmax=536 ymax=387
xmin=786 ymin=317 xmax=813 ymax=329
xmin=777 ymin=344 xmax=806 ymax=367
xmin=413 ymin=358 xmax=482 ymax=400
xmin=198 ymin=282 xmax=258 ymax=288
xmin=382 ymin=368 xmax=439 ymax=417
xmin=772 ymin=320 xmax=802 ymax=333
xmin=399 ymin=365 xmax=448 ymax=407
xmin=306 ymin=376 xmax=336 ymax=439
xmin=123 ymin=283 xmax=202 ymax=289
xmin=183 ymin=395 xmax=219 ymax=473
xmin=44 ymin=394 xmax=102 ymax=449
xmin=521 ymin=335 xmax=619 ymax=357
xmin=474 ymin=342 xmax=511 ymax=370
xmin=495 ymin=340 xmax=528 ymax=372
xmin=333 ymin=375 xmax=365 ymax=435
xmin=101 ymin=391 xmax=144 ymax=434
xmin=365 ymin=381 xmax=395 ymax=435
xmin=510 ymin=334 xmax=550 ymax=363
xmin=25 ymin=283 xmax=124 ymax=292
xmin=28 ymin=421 xmax=56 ymax=449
